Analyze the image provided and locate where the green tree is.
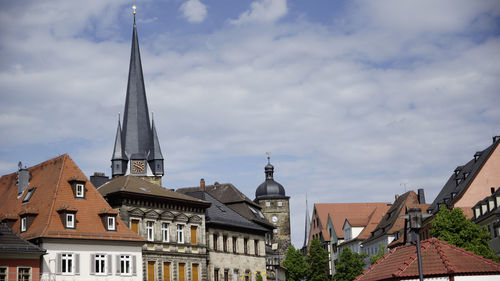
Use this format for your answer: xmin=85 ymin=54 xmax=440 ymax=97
xmin=256 ymin=273 xmax=263 ymax=281
xmin=430 ymin=206 xmax=497 ymax=261
xmin=333 ymin=248 xmax=367 ymax=281
xmin=306 ymin=239 xmax=329 ymax=281
xmin=369 ymin=243 xmax=387 ymax=265
xmin=283 ymin=244 xmax=308 ymax=281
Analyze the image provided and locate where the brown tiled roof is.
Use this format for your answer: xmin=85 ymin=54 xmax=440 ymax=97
xmin=314 ymin=202 xmax=391 ymax=240
xmin=355 ymin=238 xmax=500 ymax=281
xmin=99 ymin=175 xmax=209 ymax=206
xmin=0 ymin=154 xmax=145 ymax=242
xmin=363 ymin=191 xmax=430 ymax=245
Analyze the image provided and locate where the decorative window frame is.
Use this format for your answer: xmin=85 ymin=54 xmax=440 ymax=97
xmin=146 ymin=220 xmax=155 ymax=242
xmin=66 ymin=213 xmax=75 ymax=229
xmin=75 ymin=183 xmax=85 ymax=198
xmin=21 ymin=216 xmax=27 ymax=232
xmin=107 ymin=216 xmax=116 ymax=231
xmin=177 ymin=223 xmax=185 ymax=244
xmin=162 ymin=222 xmax=170 ymax=243
xmin=0 ymin=266 xmax=7 ymax=281
xmin=17 ymin=266 xmax=31 ymax=281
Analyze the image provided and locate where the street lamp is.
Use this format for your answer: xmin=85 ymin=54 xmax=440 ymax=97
xmin=402 ymin=208 xmax=431 ymax=281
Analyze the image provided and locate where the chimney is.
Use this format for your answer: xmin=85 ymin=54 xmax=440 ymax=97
xmin=200 ymin=178 xmax=205 ymax=191
xmin=395 ymin=194 xmax=399 ymax=201
xmin=17 ymin=161 xmax=30 ymax=195
xmin=90 ymin=172 xmax=109 ymax=188
xmin=491 ymin=187 xmax=496 ymax=194
xmin=417 ymin=188 xmax=426 ymax=204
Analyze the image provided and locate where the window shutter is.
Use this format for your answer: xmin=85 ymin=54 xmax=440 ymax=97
xmin=74 ymin=253 xmax=80 ymax=275
xmin=132 ymin=255 xmax=137 ymax=276
xmin=107 ymin=254 xmax=112 ymax=275
xmin=56 ymin=253 xmax=62 ymax=275
xmin=90 ymin=255 xmax=95 ymax=275
xmin=116 ymin=255 xmax=121 ymax=275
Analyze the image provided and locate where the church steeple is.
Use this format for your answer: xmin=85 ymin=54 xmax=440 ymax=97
xmin=111 ymin=8 xmax=164 ymax=184
xmin=121 ymin=10 xmax=151 ymax=159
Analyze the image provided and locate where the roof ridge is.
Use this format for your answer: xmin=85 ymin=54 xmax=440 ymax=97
xmin=432 ymin=238 xmax=455 ymax=273
xmin=435 ymin=238 xmax=500 ymax=268
xmin=40 ymin=154 xmax=67 ymax=237
xmin=394 ymin=244 xmax=420 ymax=276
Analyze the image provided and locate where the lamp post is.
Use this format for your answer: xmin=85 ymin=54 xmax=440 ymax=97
xmin=402 ymin=208 xmax=431 ymax=281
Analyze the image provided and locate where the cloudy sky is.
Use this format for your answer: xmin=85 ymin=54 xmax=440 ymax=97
xmin=1 ymin=0 xmax=500 ymax=247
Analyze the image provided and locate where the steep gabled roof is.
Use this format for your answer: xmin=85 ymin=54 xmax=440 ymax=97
xmin=0 ymin=223 xmax=45 ymax=255
xmin=0 ymin=154 xmax=144 ymax=242
xmin=184 ymin=191 xmax=268 ymax=234
xmin=99 ymin=175 xmax=208 ymax=207
xmin=177 ymin=183 xmax=273 ymax=229
xmin=314 ymin=202 xmax=391 ymax=241
xmin=355 ymin=238 xmax=500 ymax=281
xmin=363 ymin=191 xmax=430 ymax=245
xmin=428 ymin=136 xmax=500 ymax=214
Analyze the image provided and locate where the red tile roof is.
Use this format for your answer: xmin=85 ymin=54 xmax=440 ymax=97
xmin=355 ymin=238 xmax=500 ymax=281
xmin=313 ymin=203 xmax=391 ymax=240
xmin=0 ymin=154 xmax=145 ymax=242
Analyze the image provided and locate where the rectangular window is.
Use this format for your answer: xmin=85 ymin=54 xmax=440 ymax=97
xmin=163 ymin=262 xmax=171 ymax=281
xmin=254 ymin=240 xmax=259 ymax=255
xmin=95 ymin=254 xmax=106 ymax=275
xmin=190 ymin=225 xmax=197 ymax=244
xmin=278 ymin=201 xmax=283 ymax=207
xmin=178 ymin=263 xmax=185 ymax=281
xmin=162 ymin=223 xmax=170 ymax=242
xmin=265 ymin=201 xmax=270 ymax=207
xmin=214 ymin=268 xmax=219 ymax=281
xmin=108 ymin=216 xmax=116 ymax=231
xmin=66 ymin=214 xmax=75 ymax=228
xmin=75 ymin=184 xmax=84 ymax=198
xmin=177 ymin=225 xmax=184 ymax=243
xmin=0 ymin=267 xmax=7 ymax=281
xmin=17 ymin=267 xmax=31 ymax=281
xmin=21 ymin=217 xmax=27 ymax=232
xmin=22 ymin=187 xmax=35 ymax=203
xmin=224 ymin=269 xmax=229 ymax=281
xmin=146 ymin=221 xmax=154 ymax=241
xmin=131 ymin=219 xmax=139 ymax=234
xmin=223 ymin=236 xmax=228 ymax=252
xmin=120 ymin=255 xmax=131 ymax=275
xmin=244 ymin=238 xmax=248 ymax=254
xmin=232 ymin=237 xmax=237 ymax=253
xmin=62 ymin=253 xmax=74 ymax=274
xmin=192 ymin=264 xmax=199 ymax=281
xmin=213 ymin=234 xmax=218 ymax=250
xmin=233 ymin=269 xmax=238 ymax=281
xmin=148 ymin=261 xmax=155 ymax=281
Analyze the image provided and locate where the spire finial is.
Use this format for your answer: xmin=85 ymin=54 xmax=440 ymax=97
xmin=266 ymin=152 xmax=271 ymax=164
xmin=151 ymin=111 xmax=154 ymax=120
xmin=132 ymin=5 xmax=136 ymax=24
xmin=118 ymin=112 xmax=121 ymax=122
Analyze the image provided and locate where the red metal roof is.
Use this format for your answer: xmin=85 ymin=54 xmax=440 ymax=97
xmin=355 ymin=238 xmax=500 ymax=281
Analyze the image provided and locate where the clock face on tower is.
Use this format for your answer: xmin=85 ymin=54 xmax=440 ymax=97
xmin=131 ymin=160 xmax=146 ymax=174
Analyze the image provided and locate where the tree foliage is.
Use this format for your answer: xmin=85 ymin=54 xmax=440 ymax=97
xmin=306 ymin=239 xmax=329 ymax=281
xmin=369 ymin=243 xmax=387 ymax=265
xmin=430 ymin=206 xmax=497 ymax=261
xmin=283 ymin=244 xmax=308 ymax=281
xmin=333 ymin=248 xmax=367 ymax=281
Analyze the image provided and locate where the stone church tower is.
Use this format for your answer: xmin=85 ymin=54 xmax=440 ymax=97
xmin=254 ymin=155 xmax=291 ymax=257
xmin=111 ymin=13 xmax=164 ymax=185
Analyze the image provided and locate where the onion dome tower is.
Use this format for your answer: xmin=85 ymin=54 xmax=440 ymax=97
xmin=254 ymin=154 xmax=291 ymax=257
xmin=111 ymin=8 xmax=164 ymax=185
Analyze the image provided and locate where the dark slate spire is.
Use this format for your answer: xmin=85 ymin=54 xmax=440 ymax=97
xmin=148 ymin=114 xmax=164 ymax=176
xmin=112 ymin=115 xmax=126 ymax=161
xmin=112 ymin=116 xmax=127 ymax=177
xmin=121 ymin=15 xmax=151 ymax=159
xmin=303 ymin=193 xmax=310 ymax=248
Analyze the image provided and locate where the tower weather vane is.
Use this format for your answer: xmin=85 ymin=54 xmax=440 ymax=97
xmin=132 ymin=5 xmax=136 ymax=15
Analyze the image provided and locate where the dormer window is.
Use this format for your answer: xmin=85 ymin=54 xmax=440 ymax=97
xmin=66 ymin=214 xmax=75 ymax=228
xmin=21 ymin=217 xmax=27 ymax=232
xmin=475 ymin=207 xmax=481 ymax=218
xmin=107 ymin=216 xmax=116 ymax=231
xmin=75 ymin=184 xmax=84 ymax=198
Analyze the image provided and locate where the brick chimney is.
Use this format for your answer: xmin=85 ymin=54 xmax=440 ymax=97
xmin=200 ymin=178 xmax=205 ymax=191
xmin=17 ymin=161 xmax=30 ymax=195
xmin=418 ymin=188 xmax=426 ymax=204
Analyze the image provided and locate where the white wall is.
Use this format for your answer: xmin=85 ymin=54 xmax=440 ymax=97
xmin=40 ymin=239 xmax=143 ymax=281
xmin=404 ymin=275 xmax=500 ymax=281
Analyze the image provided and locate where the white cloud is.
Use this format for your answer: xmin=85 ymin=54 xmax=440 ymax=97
xmin=230 ymin=0 xmax=287 ymax=25
xmin=180 ymin=0 xmax=207 ymax=23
